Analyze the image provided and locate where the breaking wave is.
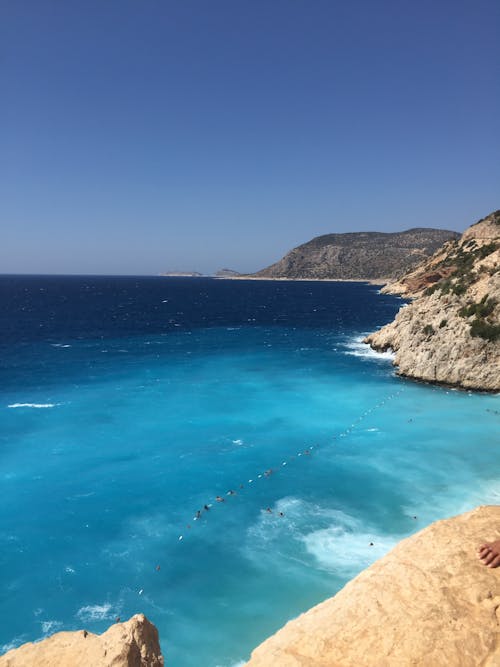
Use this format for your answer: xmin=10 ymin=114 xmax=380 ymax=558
xmin=7 ymin=403 xmax=58 ymax=409
xmin=342 ymin=335 xmax=395 ymax=361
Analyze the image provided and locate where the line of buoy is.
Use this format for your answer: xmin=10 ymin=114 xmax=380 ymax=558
xmin=175 ymin=387 xmax=405 ymax=543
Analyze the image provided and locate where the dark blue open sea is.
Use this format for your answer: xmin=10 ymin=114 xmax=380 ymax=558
xmin=0 ymin=275 xmax=498 ymax=666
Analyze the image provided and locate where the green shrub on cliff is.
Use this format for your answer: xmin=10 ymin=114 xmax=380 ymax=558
xmin=451 ymin=282 xmax=467 ymax=296
xmin=476 ymin=242 xmax=498 ymax=259
xmin=470 ymin=319 xmax=500 ymax=342
xmin=424 ymin=284 xmax=440 ymax=296
xmin=459 ymin=295 xmax=499 ymax=342
xmin=459 ymin=296 xmax=497 ymax=319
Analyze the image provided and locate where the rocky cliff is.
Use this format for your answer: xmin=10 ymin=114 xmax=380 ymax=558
xmin=0 ymin=614 xmax=163 ymax=667
xmin=246 ymin=505 xmax=500 ymax=667
xmin=253 ymin=228 xmax=460 ymax=280
xmin=365 ymin=211 xmax=500 ymax=391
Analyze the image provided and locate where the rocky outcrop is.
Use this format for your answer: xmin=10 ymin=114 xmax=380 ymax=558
xmin=215 ymin=268 xmax=242 ymax=278
xmin=0 ymin=614 xmax=163 ymax=667
xmin=246 ymin=505 xmax=500 ymax=667
xmin=253 ymin=228 xmax=460 ymax=281
xmin=365 ymin=211 xmax=500 ymax=391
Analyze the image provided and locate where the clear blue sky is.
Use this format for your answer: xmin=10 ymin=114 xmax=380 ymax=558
xmin=1 ymin=0 xmax=499 ymax=275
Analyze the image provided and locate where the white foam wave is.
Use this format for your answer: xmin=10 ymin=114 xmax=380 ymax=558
xmin=246 ymin=496 xmax=399 ymax=577
xmin=343 ymin=335 xmax=395 ymax=361
xmin=302 ymin=524 xmax=397 ymax=575
xmin=51 ymin=343 xmax=71 ymax=348
xmin=41 ymin=620 xmax=63 ymax=635
xmin=248 ymin=497 xmax=357 ymax=537
xmin=76 ymin=603 xmax=115 ymax=622
xmin=7 ymin=403 xmax=57 ymax=409
xmin=1 ymin=637 xmax=26 ymax=654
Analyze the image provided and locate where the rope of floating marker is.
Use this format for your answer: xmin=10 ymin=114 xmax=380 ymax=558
xmin=176 ymin=387 xmax=405 ymax=542
xmin=131 ymin=386 xmax=407 ymax=597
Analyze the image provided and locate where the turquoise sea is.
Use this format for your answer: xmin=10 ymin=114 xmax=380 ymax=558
xmin=0 ymin=276 xmax=498 ymax=666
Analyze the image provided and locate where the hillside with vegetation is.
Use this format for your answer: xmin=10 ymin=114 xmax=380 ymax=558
xmin=365 ymin=211 xmax=500 ymax=390
xmin=252 ymin=228 xmax=460 ymax=281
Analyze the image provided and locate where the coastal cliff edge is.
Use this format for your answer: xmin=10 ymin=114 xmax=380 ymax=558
xmin=365 ymin=211 xmax=500 ymax=391
xmin=246 ymin=505 xmax=500 ymax=666
xmin=0 ymin=613 xmax=163 ymax=667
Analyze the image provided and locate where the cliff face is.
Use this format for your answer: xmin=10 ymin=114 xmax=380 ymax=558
xmin=365 ymin=211 xmax=500 ymax=391
xmin=253 ymin=228 xmax=460 ymax=280
xmin=0 ymin=614 xmax=163 ymax=667
xmin=246 ymin=505 xmax=500 ymax=667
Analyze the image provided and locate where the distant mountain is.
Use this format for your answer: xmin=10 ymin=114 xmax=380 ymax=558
xmin=214 ymin=268 xmax=242 ymax=278
xmin=159 ymin=271 xmax=203 ymax=277
xmin=252 ymin=228 xmax=460 ymax=281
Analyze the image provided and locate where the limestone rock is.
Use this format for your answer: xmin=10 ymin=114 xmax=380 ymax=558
xmin=365 ymin=211 xmax=500 ymax=391
xmin=246 ymin=505 xmax=500 ymax=667
xmin=0 ymin=614 xmax=164 ymax=667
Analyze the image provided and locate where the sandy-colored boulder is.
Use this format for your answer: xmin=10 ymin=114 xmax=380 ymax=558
xmin=0 ymin=613 xmax=163 ymax=667
xmin=246 ymin=505 xmax=500 ymax=667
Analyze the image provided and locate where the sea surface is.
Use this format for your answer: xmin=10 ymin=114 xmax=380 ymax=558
xmin=0 ymin=275 xmax=498 ymax=666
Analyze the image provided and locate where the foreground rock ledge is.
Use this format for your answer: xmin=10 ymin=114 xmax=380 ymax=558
xmin=246 ymin=505 xmax=500 ymax=667
xmin=0 ymin=613 xmax=163 ymax=667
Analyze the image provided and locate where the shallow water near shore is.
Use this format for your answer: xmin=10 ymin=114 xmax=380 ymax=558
xmin=0 ymin=276 xmax=498 ymax=666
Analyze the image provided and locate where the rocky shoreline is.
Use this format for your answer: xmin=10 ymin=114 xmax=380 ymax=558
xmin=0 ymin=614 xmax=163 ymax=667
xmin=2 ymin=214 xmax=498 ymax=666
xmin=245 ymin=506 xmax=500 ymax=666
xmin=5 ymin=507 xmax=500 ymax=666
xmin=365 ymin=211 xmax=500 ymax=392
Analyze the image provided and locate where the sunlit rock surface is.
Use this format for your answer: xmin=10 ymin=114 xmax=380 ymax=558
xmin=246 ymin=506 xmax=500 ymax=667
xmin=0 ymin=614 xmax=163 ymax=667
xmin=366 ymin=211 xmax=500 ymax=390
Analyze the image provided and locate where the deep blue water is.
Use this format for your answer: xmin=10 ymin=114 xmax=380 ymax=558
xmin=0 ymin=276 xmax=498 ymax=666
